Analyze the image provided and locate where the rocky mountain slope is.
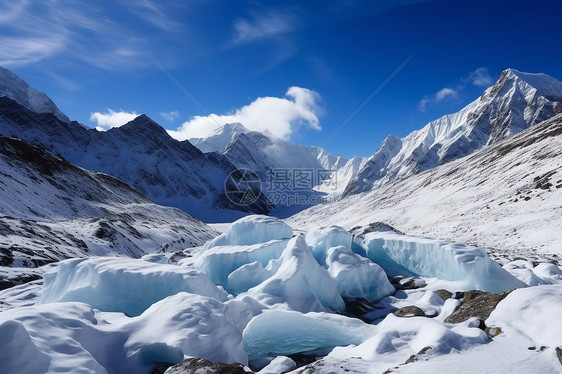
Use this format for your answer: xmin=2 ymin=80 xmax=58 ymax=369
xmin=288 ymin=113 xmax=562 ymax=262
xmin=0 ymin=93 xmax=270 ymax=221
xmin=344 ymin=69 xmax=562 ymax=196
xmin=192 ymin=122 xmax=366 ymax=195
xmin=0 ymin=66 xmax=69 ymax=122
xmin=0 ymin=134 xmax=218 ymax=288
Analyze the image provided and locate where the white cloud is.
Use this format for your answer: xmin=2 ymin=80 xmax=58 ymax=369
xmin=418 ymin=67 xmax=495 ymax=112
xmin=418 ymin=87 xmax=457 ymax=112
xmin=168 ymin=86 xmax=321 ymax=140
xmin=232 ymin=12 xmax=295 ymax=45
xmin=466 ymin=67 xmax=493 ymax=87
xmin=160 ymin=110 xmax=180 ymax=122
xmin=90 ymin=109 xmax=139 ymax=131
xmin=435 ymin=87 xmax=458 ymax=101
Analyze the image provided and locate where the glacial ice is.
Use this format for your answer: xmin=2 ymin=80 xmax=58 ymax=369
xmin=38 ymin=257 xmax=228 ymax=316
xmin=243 ymin=310 xmax=375 ymax=360
xmin=326 ymin=245 xmax=395 ymax=301
xmin=204 ymin=215 xmax=293 ymax=248
xmin=125 ymin=292 xmax=253 ymax=366
xmin=354 ymin=232 xmax=526 ymax=292
xmin=195 ymin=239 xmax=288 ymax=291
xmin=329 ymin=314 xmax=488 ymax=365
xmin=246 ymin=235 xmax=346 ymax=313
xmin=0 ymin=215 xmax=543 ymax=373
xmin=305 ymin=226 xmax=353 ymax=265
xmin=258 ymin=356 xmax=296 ymax=374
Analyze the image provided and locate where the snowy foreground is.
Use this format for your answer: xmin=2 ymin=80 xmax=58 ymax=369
xmin=1 ymin=216 xmax=561 ymax=373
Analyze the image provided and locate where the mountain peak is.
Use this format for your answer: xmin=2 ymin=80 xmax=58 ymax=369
xmin=0 ymin=66 xmax=70 ymax=122
xmin=497 ymin=68 xmax=562 ymax=98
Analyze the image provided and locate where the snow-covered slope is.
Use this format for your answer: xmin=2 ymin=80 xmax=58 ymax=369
xmin=1 ymin=215 xmax=559 ymax=374
xmin=288 ymin=113 xmax=562 ymax=261
xmin=0 ymin=66 xmax=69 ymax=122
xmin=344 ymin=69 xmax=562 ymax=196
xmin=191 ymin=123 xmax=366 ymax=194
xmin=0 ymin=135 xmax=218 ymax=288
xmin=0 ymin=97 xmax=270 ymax=221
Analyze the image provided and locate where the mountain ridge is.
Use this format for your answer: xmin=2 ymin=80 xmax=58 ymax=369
xmin=343 ymin=68 xmax=562 ymax=196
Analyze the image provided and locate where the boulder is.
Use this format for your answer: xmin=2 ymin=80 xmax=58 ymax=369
xmin=444 ymin=289 xmax=513 ymax=324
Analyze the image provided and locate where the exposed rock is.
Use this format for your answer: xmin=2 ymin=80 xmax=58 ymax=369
xmin=399 ymin=277 xmax=427 ymax=290
xmin=404 ymin=346 xmax=432 ymax=364
xmin=349 ymin=222 xmax=403 ymax=238
xmin=393 ymin=306 xmax=427 ymax=318
xmin=556 ymin=347 xmax=562 ymax=366
xmin=444 ymin=289 xmax=513 ymax=324
xmin=434 ymin=289 xmax=453 ymax=301
xmin=485 ymin=326 xmax=502 ymax=338
xmin=164 ymin=358 xmax=251 ymax=374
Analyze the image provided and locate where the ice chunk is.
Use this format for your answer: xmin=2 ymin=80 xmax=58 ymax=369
xmin=258 ymin=356 xmax=296 ymax=374
xmin=325 ymin=245 xmax=395 ymax=301
xmin=329 ymin=314 xmax=488 ymax=365
xmin=204 ymin=215 xmax=293 ymax=248
xmin=305 ymin=226 xmax=353 ymax=265
xmin=243 ymin=310 xmax=375 ymax=360
xmin=125 ymin=292 xmax=253 ymax=366
xmin=532 ymin=263 xmax=562 ymax=284
xmin=0 ymin=302 xmax=123 ymax=374
xmin=503 ymin=260 xmax=549 ymax=286
xmin=355 ymin=232 xmax=526 ymax=292
xmin=0 ymin=295 xmax=256 ymax=373
xmin=227 ymin=261 xmax=272 ymax=294
xmin=38 ymin=257 xmax=228 ymax=316
xmin=195 ymin=239 xmax=288 ymax=291
xmin=246 ymin=235 xmax=346 ymax=313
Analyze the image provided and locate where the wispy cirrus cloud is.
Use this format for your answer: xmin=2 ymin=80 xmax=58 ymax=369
xmin=168 ymin=86 xmax=321 ymax=141
xmin=90 ymin=109 xmax=138 ymax=131
xmin=232 ymin=11 xmax=296 ymax=45
xmin=419 ymin=67 xmax=495 ymax=111
xmin=160 ymin=110 xmax=180 ymax=122
xmin=0 ymin=0 xmax=182 ymax=71
xmin=465 ymin=67 xmax=493 ymax=87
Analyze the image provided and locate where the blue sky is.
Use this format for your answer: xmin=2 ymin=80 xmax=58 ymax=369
xmin=2 ymin=0 xmax=562 ymax=158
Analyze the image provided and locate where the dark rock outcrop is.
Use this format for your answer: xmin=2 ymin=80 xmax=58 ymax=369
xmin=164 ymin=358 xmax=250 ymax=374
xmin=444 ymin=289 xmax=513 ymax=324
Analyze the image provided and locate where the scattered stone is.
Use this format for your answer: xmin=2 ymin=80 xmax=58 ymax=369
xmin=434 ymin=289 xmax=453 ymax=301
xmin=393 ymin=305 xmax=427 ymax=318
xmin=399 ymin=277 xmax=427 ymax=290
xmin=404 ymin=346 xmax=432 ymax=364
xmin=452 ymin=291 xmax=465 ymax=299
xmin=349 ymin=222 xmax=403 ymax=238
xmin=164 ymin=358 xmax=251 ymax=374
xmin=444 ymin=289 xmax=513 ymax=324
xmin=485 ymin=326 xmax=502 ymax=338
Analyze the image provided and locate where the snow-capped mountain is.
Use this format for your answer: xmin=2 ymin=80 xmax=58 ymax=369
xmin=190 ymin=122 xmax=249 ymax=153
xmin=344 ymin=68 xmax=562 ymax=196
xmin=288 ymin=113 xmax=562 ymax=261
xmin=0 ymin=134 xmax=218 ymax=288
xmin=0 ymin=66 xmax=69 ymax=123
xmin=0 ymin=95 xmax=271 ymax=221
xmin=192 ymin=123 xmax=366 ymax=194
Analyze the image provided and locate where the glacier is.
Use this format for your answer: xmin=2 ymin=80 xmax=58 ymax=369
xmin=243 ymin=310 xmax=375 ymax=360
xmin=0 ymin=215 xmax=556 ymax=374
xmin=38 ymin=257 xmax=228 ymax=316
xmin=354 ymin=231 xmax=526 ymax=292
